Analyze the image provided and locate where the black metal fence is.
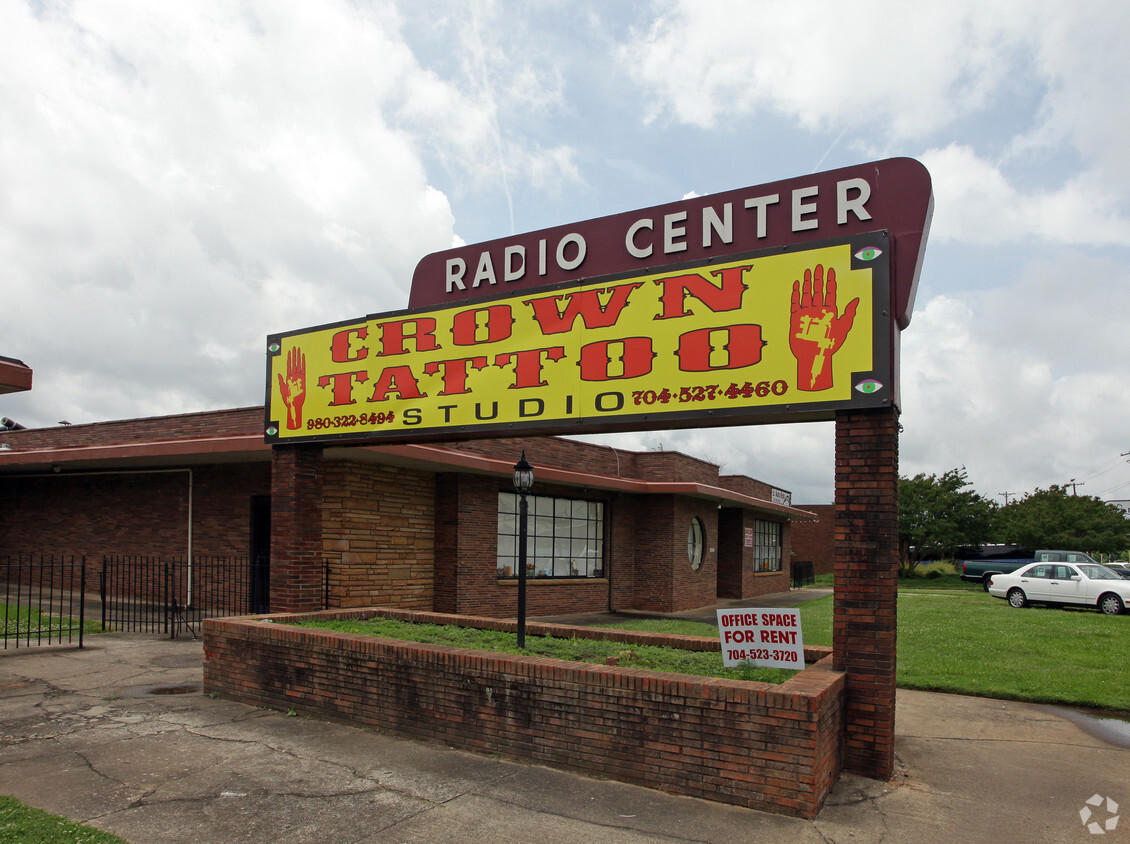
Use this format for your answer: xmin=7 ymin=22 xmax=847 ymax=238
xmin=1 ymin=555 xmax=87 ymax=649
xmin=2 ymin=554 xmax=269 ymax=648
xmin=101 ymin=555 xmax=270 ymax=638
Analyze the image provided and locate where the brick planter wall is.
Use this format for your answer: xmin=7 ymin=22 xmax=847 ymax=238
xmin=203 ymin=609 xmax=844 ymax=818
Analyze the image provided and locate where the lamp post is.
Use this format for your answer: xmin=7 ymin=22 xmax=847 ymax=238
xmin=513 ymin=451 xmax=534 ymax=649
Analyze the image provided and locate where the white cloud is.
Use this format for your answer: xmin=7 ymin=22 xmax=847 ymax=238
xmin=920 ymin=145 xmax=1130 ymax=246
xmin=900 ymin=259 xmax=1130 ymax=499
xmin=620 ymin=0 xmax=1031 ymax=137
xmin=0 ymin=1 xmax=500 ymax=424
xmin=620 ymin=1 xmax=1130 ymax=245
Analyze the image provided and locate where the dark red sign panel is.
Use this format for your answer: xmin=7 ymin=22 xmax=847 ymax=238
xmin=410 ymin=157 xmax=932 ymax=329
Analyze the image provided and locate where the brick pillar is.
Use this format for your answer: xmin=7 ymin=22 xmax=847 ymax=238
xmin=270 ymin=443 xmax=324 ymax=613
xmin=833 ymin=407 xmax=899 ymax=779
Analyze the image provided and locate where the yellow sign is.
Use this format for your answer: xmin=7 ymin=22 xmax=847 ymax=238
xmin=266 ymin=237 xmax=891 ymax=443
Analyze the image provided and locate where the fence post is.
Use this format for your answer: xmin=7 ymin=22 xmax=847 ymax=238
xmin=165 ymin=559 xmax=174 ymax=639
xmin=100 ymin=562 xmax=108 ymax=633
xmin=78 ymin=558 xmax=86 ymax=649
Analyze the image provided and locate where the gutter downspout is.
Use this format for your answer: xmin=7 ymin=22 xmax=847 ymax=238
xmin=186 ymin=469 xmax=194 ymax=606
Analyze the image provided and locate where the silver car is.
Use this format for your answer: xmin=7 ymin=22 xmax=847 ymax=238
xmin=987 ymin=562 xmax=1129 ymax=615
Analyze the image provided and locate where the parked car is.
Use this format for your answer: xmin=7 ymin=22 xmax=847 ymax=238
xmin=1103 ymin=562 xmax=1130 ymax=580
xmin=960 ymin=550 xmax=1101 ymax=591
xmin=987 ymin=562 xmax=1130 ymax=615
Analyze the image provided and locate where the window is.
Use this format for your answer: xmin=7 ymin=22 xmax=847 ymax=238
xmin=497 ymin=492 xmax=604 ymax=578
xmin=688 ymin=518 xmax=704 ymax=570
xmin=753 ymin=519 xmax=782 ymax=572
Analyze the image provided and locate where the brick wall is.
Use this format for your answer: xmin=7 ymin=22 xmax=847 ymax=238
xmin=0 ymin=464 xmax=269 ymax=563
xmin=203 ymin=609 xmax=843 ymax=818
xmin=717 ymin=474 xmax=775 ymax=499
xmin=441 ymin=437 xmax=723 ymax=484
xmin=627 ymin=495 xmax=719 ymax=612
xmin=322 ymin=460 xmax=434 ymax=610
xmin=670 ymin=497 xmax=720 ymax=611
xmin=790 ymin=504 xmax=835 ymax=575
xmin=716 ymin=509 xmax=792 ymax=599
xmin=0 ymin=406 xmax=262 ymax=449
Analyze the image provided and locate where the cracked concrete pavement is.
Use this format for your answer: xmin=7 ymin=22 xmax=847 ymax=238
xmin=2 ymin=632 xmax=1128 ymax=843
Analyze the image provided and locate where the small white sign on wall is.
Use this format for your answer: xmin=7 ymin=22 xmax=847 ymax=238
xmin=716 ymin=608 xmax=804 ymax=669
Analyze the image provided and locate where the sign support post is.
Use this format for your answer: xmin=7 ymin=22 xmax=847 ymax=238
xmin=833 ymin=406 xmax=900 ymax=779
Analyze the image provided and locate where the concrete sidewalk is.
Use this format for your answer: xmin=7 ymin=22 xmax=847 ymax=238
xmin=1 ymin=630 xmax=1128 ymax=843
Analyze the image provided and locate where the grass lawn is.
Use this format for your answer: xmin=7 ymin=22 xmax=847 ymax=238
xmin=293 ymin=616 xmax=796 ymax=684
xmin=293 ymin=577 xmax=1129 ymax=714
xmin=1 ymin=604 xmax=105 ymax=639
xmin=0 ymin=795 xmax=128 ymax=843
xmin=614 ymin=583 xmax=1130 ymax=713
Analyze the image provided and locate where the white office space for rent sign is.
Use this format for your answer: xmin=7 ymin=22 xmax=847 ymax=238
xmin=716 ymin=608 xmax=805 ymax=669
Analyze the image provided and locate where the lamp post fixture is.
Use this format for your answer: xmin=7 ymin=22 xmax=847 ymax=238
xmin=512 ymin=451 xmax=534 ymax=649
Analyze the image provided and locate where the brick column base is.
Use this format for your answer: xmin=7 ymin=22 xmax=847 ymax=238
xmin=833 ymin=407 xmax=899 ymax=779
xmin=270 ymin=443 xmax=325 ymax=613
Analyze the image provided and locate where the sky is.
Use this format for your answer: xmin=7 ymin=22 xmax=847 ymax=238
xmin=2 ymin=0 xmax=1129 ymax=505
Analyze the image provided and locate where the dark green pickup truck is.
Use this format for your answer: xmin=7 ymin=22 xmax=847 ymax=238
xmin=960 ymin=550 xmax=1100 ymax=590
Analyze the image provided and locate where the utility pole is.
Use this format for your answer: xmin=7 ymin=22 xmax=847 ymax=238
xmin=1067 ymin=479 xmax=1084 ymax=495
xmin=999 ymin=491 xmax=1016 ymax=505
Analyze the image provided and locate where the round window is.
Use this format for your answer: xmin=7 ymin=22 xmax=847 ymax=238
xmin=688 ymin=518 xmax=704 ymax=570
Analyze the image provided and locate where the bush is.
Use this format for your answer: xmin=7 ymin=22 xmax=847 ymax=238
xmin=914 ymin=560 xmax=959 ymax=578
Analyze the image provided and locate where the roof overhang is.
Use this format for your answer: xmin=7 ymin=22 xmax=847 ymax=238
xmin=0 ymin=435 xmax=271 ymax=472
xmin=0 ymin=356 xmax=32 ymax=394
xmin=0 ymin=430 xmax=814 ymax=521
xmin=337 ymin=443 xmax=817 ymax=521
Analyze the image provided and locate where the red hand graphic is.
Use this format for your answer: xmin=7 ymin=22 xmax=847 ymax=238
xmin=277 ymin=346 xmax=307 ymax=429
xmin=789 ymin=265 xmax=859 ymax=391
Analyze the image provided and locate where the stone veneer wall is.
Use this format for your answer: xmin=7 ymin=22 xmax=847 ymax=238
xmin=321 ymin=460 xmax=435 ymax=610
xmin=203 ymin=609 xmax=844 ymax=818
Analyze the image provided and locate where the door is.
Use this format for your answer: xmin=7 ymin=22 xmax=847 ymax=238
xmin=250 ymin=496 xmax=271 ymax=613
xmin=1019 ymin=564 xmax=1053 ymax=602
xmin=1045 ymin=564 xmax=1086 ymax=605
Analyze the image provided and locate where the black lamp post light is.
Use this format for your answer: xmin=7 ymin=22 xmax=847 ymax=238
xmin=512 ymin=450 xmax=534 ymax=648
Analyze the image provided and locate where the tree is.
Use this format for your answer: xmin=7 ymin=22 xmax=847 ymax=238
xmin=898 ymin=468 xmax=996 ymax=575
xmin=995 ymin=486 xmax=1130 ymax=555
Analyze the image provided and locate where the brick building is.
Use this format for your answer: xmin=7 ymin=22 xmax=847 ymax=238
xmin=0 ymin=406 xmax=813 ymax=616
xmin=789 ymin=503 xmax=835 ymax=575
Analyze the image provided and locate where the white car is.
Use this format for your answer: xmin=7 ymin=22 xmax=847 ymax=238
xmin=987 ymin=562 xmax=1129 ymax=615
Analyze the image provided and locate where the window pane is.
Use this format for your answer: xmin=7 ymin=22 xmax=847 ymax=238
xmin=495 ymin=492 xmax=605 ymax=578
xmin=498 ymin=512 xmax=515 ymax=536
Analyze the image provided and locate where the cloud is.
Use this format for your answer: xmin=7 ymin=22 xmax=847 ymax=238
xmin=900 ymin=254 xmax=1130 ymax=498
xmin=619 ymin=0 xmax=1030 ymax=137
xmin=395 ymin=0 xmax=580 ymax=215
xmin=920 ymin=145 xmax=1130 ymax=246
xmin=620 ymin=1 xmax=1130 ymax=241
xmin=0 ymin=0 xmax=577 ymax=426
